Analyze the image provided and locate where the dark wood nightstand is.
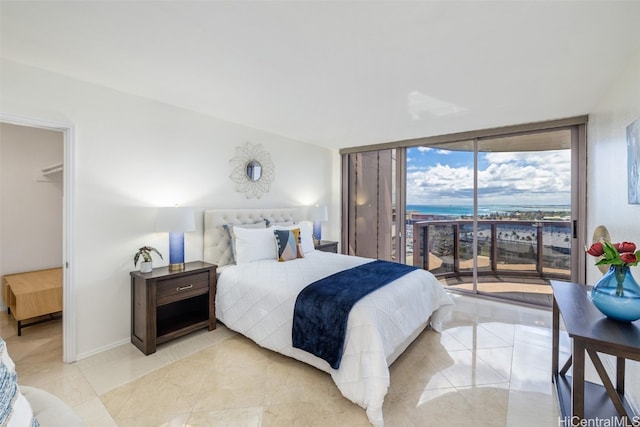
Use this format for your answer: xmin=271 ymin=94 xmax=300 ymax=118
xmin=130 ymin=261 xmax=217 ymax=355
xmin=315 ymin=240 xmax=338 ymax=253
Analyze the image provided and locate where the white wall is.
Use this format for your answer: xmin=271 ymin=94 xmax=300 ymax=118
xmin=588 ymin=50 xmax=640 ymax=282
xmin=0 ymin=123 xmax=64 ymax=294
xmin=588 ymin=47 xmax=640 ymax=410
xmin=0 ymin=59 xmax=336 ymax=358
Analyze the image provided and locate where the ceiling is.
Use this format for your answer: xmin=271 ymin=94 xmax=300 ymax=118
xmin=2 ymin=1 xmax=640 ymax=150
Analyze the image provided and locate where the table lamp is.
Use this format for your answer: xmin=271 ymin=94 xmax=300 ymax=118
xmin=309 ymin=205 xmax=328 ymax=244
xmin=156 ymin=206 xmax=195 ymax=271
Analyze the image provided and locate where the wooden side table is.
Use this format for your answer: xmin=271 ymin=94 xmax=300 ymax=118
xmin=2 ymin=268 xmax=63 ymax=336
xmin=130 ymin=261 xmax=217 ymax=355
xmin=315 ymin=240 xmax=338 ymax=253
xmin=551 ymin=280 xmax=640 ymax=425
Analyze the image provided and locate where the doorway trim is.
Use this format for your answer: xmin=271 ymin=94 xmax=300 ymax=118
xmin=0 ymin=113 xmax=76 ymax=363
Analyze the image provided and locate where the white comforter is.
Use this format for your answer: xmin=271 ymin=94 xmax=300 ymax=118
xmin=216 ymin=251 xmax=454 ymax=426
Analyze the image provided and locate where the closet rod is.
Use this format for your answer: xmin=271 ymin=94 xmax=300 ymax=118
xmin=41 ymin=162 xmax=63 ymax=176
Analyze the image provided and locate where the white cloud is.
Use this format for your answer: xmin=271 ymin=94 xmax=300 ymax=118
xmin=407 ymin=150 xmax=571 ymax=205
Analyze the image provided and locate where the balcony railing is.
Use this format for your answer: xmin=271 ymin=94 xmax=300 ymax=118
xmin=411 ymin=219 xmax=571 ymax=280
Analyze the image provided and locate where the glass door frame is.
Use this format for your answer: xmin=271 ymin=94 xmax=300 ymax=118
xmin=341 ymin=116 xmax=588 ymax=291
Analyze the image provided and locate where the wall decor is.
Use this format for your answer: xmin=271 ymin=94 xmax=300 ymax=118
xmin=628 ymin=118 xmax=640 ymax=204
xmin=229 ymin=142 xmax=274 ymax=199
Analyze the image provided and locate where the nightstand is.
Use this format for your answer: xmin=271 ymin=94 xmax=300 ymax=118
xmin=315 ymin=240 xmax=338 ymax=253
xmin=130 ymin=261 xmax=217 ymax=355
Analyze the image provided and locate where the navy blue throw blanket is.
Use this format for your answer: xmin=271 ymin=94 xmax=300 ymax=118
xmin=292 ymin=260 xmax=419 ymax=369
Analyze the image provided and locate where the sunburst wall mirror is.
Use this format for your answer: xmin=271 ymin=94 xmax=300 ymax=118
xmin=229 ymin=142 xmax=275 ymax=199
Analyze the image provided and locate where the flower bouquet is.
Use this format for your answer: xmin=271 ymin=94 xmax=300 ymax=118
xmin=587 ymin=240 xmax=639 ymax=268
xmin=586 ymin=240 xmax=640 ymax=321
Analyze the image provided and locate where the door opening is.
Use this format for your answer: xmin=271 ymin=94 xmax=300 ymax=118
xmin=0 ymin=113 xmax=76 ymax=362
xmin=341 ymin=117 xmax=587 ymax=308
xmin=407 ymin=127 xmax=585 ymax=306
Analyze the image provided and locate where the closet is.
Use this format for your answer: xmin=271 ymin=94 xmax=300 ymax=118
xmin=0 ymin=123 xmax=64 ymax=334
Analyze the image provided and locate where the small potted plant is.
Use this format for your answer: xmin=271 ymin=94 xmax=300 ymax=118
xmin=134 ymin=246 xmax=163 ymax=273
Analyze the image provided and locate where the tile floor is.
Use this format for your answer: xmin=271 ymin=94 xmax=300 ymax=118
xmin=2 ymin=293 xmax=573 ymax=426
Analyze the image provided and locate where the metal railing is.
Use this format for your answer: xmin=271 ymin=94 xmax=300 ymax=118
xmin=411 ymin=219 xmax=571 ymax=280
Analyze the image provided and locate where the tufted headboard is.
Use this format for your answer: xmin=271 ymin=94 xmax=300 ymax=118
xmin=203 ymin=208 xmax=300 ymax=267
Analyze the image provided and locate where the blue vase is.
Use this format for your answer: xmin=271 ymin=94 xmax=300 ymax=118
xmin=591 ymin=265 xmax=640 ymax=322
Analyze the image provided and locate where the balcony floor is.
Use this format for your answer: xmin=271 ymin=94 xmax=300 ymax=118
xmin=441 ymin=274 xmax=554 ymax=307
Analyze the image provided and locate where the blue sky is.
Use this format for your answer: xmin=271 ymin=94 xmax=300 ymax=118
xmin=406 ymin=146 xmax=571 ymax=206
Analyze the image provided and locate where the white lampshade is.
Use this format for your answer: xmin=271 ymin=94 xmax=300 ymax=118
xmin=155 ymin=207 xmax=195 ymax=232
xmin=309 ymin=205 xmax=328 ymax=222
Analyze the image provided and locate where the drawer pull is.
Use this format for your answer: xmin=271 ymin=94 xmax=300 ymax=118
xmin=176 ymin=284 xmax=193 ymax=292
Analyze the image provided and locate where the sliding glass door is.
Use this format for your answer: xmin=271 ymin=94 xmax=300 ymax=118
xmin=407 ymin=128 xmax=580 ymax=304
xmin=342 ymin=117 xmax=587 ymax=306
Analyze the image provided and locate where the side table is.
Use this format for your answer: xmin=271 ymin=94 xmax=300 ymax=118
xmin=2 ymin=268 xmax=63 ymax=336
xmin=551 ymin=280 xmax=640 ymax=425
xmin=131 ymin=261 xmax=217 ymax=355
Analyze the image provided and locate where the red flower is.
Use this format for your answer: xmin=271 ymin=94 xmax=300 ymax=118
xmin=586 ymin=237 xmax=640 ymax=268
xmin=615 ymin=242 xmax=637 ymax=253
xmin=587 ymin=242 xmax=604 ymax=257
xmin=621 ymin=253 xmax=638 ymax=264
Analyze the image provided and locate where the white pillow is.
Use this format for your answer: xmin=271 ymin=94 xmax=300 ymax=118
xmin=224 ymin=222 xmax=267 ymax=264
xmin=274 ymin=221 xmax=314 ymax=254
xmin=231 ymin=226 xmax=277 ymax=264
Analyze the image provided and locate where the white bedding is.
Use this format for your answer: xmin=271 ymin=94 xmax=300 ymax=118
xmin=216 ymin=250 xmax=454 ymax=426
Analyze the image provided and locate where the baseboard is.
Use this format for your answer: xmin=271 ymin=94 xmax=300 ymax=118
xmin=75 ymin=336 xmax=131 ymax=361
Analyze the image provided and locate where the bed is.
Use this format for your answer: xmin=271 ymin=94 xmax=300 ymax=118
xmin=203 ymin=208 xmax=454 ymax=427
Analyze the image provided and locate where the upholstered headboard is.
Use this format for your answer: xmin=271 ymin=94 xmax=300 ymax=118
xmin=203 ymin=208 xmax=300 ymax=267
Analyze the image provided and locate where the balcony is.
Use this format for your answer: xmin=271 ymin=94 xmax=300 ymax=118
xmin=410 ymin=219 xmax=572 ymax=306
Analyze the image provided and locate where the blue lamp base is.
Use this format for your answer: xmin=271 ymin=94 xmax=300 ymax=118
xmin=168 ymin=231 xmax=185 ymax=271
xmin=312 ymin=220 xmax=322 ymax=243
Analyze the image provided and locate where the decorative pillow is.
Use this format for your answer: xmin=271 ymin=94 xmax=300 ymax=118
xmin=223 ymin=222 xmax=267 ymax=264
xmin=0 ymin=338 xmax=39 ymax=427
xmin=274 ymin=221 xmax=314 ymax=254
xmin=230 ymin=226 xmax=277 ymax=264
xmin=273 ymin=228 xmax=304 ymax=262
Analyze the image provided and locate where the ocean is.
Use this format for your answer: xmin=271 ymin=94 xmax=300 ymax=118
xmin=406 ymin=204 xmax=571 ymax=217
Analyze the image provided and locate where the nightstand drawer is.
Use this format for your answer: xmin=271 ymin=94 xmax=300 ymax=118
xmin=156 ymin=272 xmax=209 ymax=305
